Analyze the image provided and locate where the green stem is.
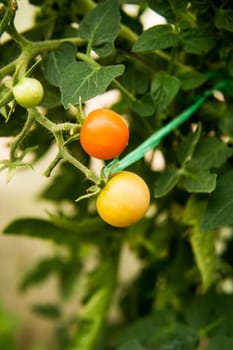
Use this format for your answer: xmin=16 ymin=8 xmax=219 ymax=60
xmin=0 ymin=37 xmax=85 ymax=79
xmin=0 ymin=6 xmax=14 ymax=37
xmin=77 ymin=0 xmax=95 ymax=13
xmin=53 ymin=122 xmax=78 ymax=133
xmin=198 ymin=318 xmax=223 ymax=337
xmin=43 ymin=152 xmax=62 ymax=177
xmin=86 ymin=38 xmax=93 ymax=57
xmin=76 ymin=52 xmax=98 ymax=66
xmin=112 ymin=78 xmax=137 ymax=103
xmin=120 ymin=23 xmax=138 ymax=45
xmin=61 ymin=147 xmax=99 ymax=183
xmin=10 ymin=109 xmax=35 ymax=160
xmin=0 ymin=56 xmax=19 ymax=78
xmin=7 ymin=22 xmax=29 ymax=46
xmin=0 ymin=90 xmax=13 ymax=109
xmin=30 ymin=108 xmax=56 ymax=130
xmin=28 ymin=37 xmax=85 ymax=54
xmin=31 ymin=108 xmax=99 ymax=183
xmin=0 ymin=49 xmax=31 ymax=80
xmin=70 ymin=255 xmax=119 ymax=350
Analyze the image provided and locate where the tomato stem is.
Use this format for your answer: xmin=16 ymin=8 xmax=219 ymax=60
xmin=7 ymin=22 xmax=30 ymax=47
xmin=10 ymin=109 xmax=35 ymax=161
xmin=112 ymin=78 xmax=137 ymax=103
xmin=43 ymin=152 xmax=62 ymax=178
xmin=31 ymin=108 xmax=99 ymax=183
xmin=61 ymin=147 xmax=99 ymax=183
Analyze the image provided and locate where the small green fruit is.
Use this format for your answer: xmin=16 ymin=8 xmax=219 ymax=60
xmin=12 ymin=77 xmax=44 ymax=108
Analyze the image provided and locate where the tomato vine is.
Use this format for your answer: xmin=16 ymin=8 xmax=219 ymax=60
xmin=2 ymin=1 xmax=233 ymax=350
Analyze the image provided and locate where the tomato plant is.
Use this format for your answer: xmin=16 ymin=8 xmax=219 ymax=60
xmin=12 ymin=77 xmax=44 ymax=108
xmin=80 ymin=108 xmax=129 ymax=160
xmin=1 ymin=0 xmax=233 ymax=350
xmin=97 ymin=171 xmax=150 ymax=227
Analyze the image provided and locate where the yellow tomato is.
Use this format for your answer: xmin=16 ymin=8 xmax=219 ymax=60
xmin=96 ymin=171 xmax=150 ymax=227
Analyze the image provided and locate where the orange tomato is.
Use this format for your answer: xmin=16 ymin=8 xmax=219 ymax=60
xmin=96 ymin=171 xmax=150 ymax=227
xmin=80 ymin=108 xmax=129 ymax=160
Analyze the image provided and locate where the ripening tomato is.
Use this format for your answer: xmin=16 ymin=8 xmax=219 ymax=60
xmin=80 ymin=108 xmax=129 ymax=160
xmin=96 ymin=171 xmax=150 ymax=227
xmin=12 ymin=77 xmax=44 ymax=108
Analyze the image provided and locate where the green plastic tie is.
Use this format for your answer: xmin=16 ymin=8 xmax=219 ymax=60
xmin=104 ymin=80 xmax=230 ymax=178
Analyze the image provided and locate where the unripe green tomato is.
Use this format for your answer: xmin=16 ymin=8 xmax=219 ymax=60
xmin=96 ymin=171 xmax=150 ymax=228
xmin=12 ymin=77 xmax=44 ymax=108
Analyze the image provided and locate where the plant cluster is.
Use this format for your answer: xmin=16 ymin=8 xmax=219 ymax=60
xmin=1 ymin=0 xmax=233 ymax=349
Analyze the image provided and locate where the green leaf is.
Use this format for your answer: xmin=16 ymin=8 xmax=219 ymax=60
xmin=132 ymin=24 xmax=179 ymax=52
xmin=214 ymin=10 xmax=233 ymax=33
xmin=184 ymin=292 xmax=233 ymax=335
xmin=77 ymin=0 xmax=120 ymax=56
xmin=182 ymin=171 xmax=217 ymax=193
xmin=147 ymin=0 xmax=175 ymax=22
xmin=71 ymin=258 xmax=118 ymax=350
xmin=184 ymin=197 xmax=215 ymax=290
xmin=190 ymin=0 xmax=211 ymax=13
xmin=57 ymin=257 xmax=81 ymax=299
xmin=118 ymin=340 xmax=146 ymax=350
xmin=116 ymin=310 xmax=198 ymax=350
xmin=181 ymin=28 xmax=216 ymax=54
xmin=132 ymin=94 xmax=155 ymax=117
xmin=183 ymin=196 xmax=206 ymax=227
xmin=219 ymin=105 xmax=233 ymax=136
xmin=3 ymin=218 xmax=72 ymax=243
xmin=206 ymin=336 xmax=233 ymax=350
xmin=43 ymin=42 xmax=77 ymax=87
xmin=227 ymin=51 xmax=233 ymax=77
xmin=121 ymin=65 xmax=150 ymax=95
xmin=177 ymin=124 xmax=202 ymax=166
xmin=146 ymin=323 xmax=198 ymax=349
xmin=178 ymin=71 xmax=208 ymax=90
xmin=169 ymin=0 xmax=189 ymax=12
xmin=47 ymin=213 xmax=105 ymax=237
xmin=201 ymin=170 xmax=233 ymax=230
xmin=3 ymin=217 xmax=105 ymax=245
xmin=32 ymin=303 xmax=61 ymax=320
xmin=60 ymin=62 xmax=124 ymax=108
xmin=19 ymin=256 xmax=62 ymax=291
xmin=150 ymin=71 xmax=181 ymax=114
xmin=0 ymin=304 xmax=18 ymax=349
xmin=187 ymin=137 xmax=233 ymax=171
xmin=115 ymin=310 xmax=175 ymax=347
xmin=154 ymin=169 xmax=180 ymax=198
xmin=190 ymin=225 xmax=215 ymax=291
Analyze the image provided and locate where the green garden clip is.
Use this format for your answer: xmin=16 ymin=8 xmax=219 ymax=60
xmin=104 ymin=80 xmax=230 ymax=179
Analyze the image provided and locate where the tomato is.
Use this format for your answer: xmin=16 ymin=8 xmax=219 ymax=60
xmin=12 ymin=77 xmax=44 ymax=108
xmin=96 ymin=171 xmax=150 ymax=227
xmin=80 ymin=108 xmax=129 ymax=160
